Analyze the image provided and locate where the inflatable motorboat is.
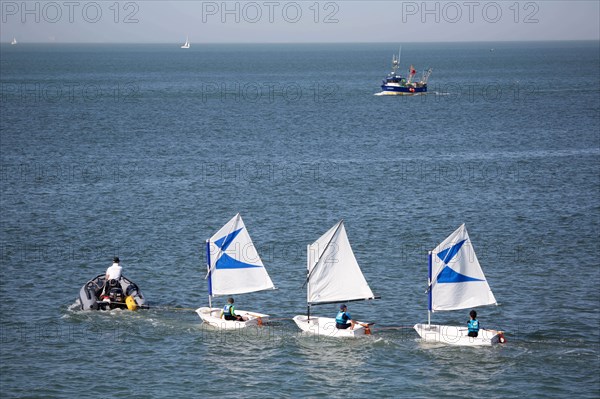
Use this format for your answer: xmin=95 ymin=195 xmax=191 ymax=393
xmin=78 ymin=274 xmax=147 ymax=311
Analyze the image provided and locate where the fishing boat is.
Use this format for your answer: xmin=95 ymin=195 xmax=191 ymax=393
xmin=181 ymin=36 xmax=190 ymax=49
xmin=11 ymin=37 xmax=17 ymax=45
xmin=195 ymin=213 xmax=275 ymax=329
xmin=78 ymin=274 xmax=147 ymax=311
xmin=293 ymin=220 xmax=379 ymax=338
xmin=413 ymin=224 xmax=506 ymax=346
xmin=378 ymin=49 xmax=431 ymax=95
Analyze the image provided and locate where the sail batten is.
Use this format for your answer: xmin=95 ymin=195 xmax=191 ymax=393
xmin=430 ymin=224 xmax=496 ymax=311
xmin=307 ymin=220 xmax=375 ymax=305
xmin=207 ymin=214 xmax=274 ymax=297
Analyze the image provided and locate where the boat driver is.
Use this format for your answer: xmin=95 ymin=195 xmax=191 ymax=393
xmin=101 ymin=256 xmax=123 ymax=297
xmin=106 ymin=256 xmax=123 ymax=281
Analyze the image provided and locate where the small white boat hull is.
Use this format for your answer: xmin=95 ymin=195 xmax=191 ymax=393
xmin=413 ymin=323 xmax=505 ymax=346
xmin=293 ymin=315 xmax=371 ymax=338
xmin=196 ymin=307 xmax=269 ymax=329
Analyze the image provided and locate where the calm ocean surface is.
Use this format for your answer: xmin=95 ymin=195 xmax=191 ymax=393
xmin=1 ymin=41 xmax=599 ymax=398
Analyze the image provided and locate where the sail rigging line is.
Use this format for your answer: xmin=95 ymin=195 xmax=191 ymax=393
xmin=301 ymin=219 xmax=344 ymax=289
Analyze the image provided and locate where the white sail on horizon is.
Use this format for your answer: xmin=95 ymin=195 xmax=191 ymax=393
xmin=307 ymin=220 xmax=375 ymax=305
xmin=430 ymin=224 xmax=496 ymax=311
xmin=181 ymin=36 xmax=190 ymax=48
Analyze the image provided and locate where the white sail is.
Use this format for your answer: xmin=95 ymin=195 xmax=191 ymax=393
xmin=430 ymin=224 xmax=496 ymax=311
xmin=307 ymin=220 xmax=375 ymax=304
xmin=181 ymin=36 xmax=190 ymax=48
xmin=207 ymin=213 xmax=274 ymax=296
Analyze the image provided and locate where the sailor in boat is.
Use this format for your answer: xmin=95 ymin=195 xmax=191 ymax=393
xmin=335 ymin=304 xmax=356 ymax=330
xmin=467 ymin=310 xmax=480 ymax=337
xmin=221 ymin=297 xmax=245 ymax=321
xmin=101 ymin=256 xmax=123 ymax=300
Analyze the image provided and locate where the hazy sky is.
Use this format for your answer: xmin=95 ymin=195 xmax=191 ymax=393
xmin=1 ymin=1 xmax=599 ymax=43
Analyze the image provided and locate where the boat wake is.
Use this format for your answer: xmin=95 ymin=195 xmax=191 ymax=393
xmin=66 ymin=300 xmax=81 ymax=312
xmin=374 ymin=91 xmax=428 ymax=96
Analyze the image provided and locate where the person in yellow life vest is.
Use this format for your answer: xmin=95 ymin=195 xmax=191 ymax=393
xmin=221 ymin=297 xmax=244 ymax=321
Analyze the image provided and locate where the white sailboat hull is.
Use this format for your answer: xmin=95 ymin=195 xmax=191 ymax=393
xmin=293 ymin=315 xmax=371 ymax=338
xmin=413 ymin=323 xmax=505 ymax=346
xmin=196 ymin=307 xmax=269 ymax=329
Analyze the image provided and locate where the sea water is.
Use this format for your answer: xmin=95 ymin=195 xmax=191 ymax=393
xmin=1 ymin=41 xmax=599 ymax=398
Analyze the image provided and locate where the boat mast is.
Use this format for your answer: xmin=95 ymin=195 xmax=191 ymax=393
xmin=398 ymin=46 xmax=401 ymax=67
xmin=206 ymin=239 xmax=212 ymax=308
xmin=391 ymin=47 xmax=401 ymax=76
xmin=428 ymin=250 xmax=432 ymax=326
xmin=306 ymin=243 xmax=311 ymax=321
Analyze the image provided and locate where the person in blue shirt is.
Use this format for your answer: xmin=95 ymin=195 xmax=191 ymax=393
xmin=335 ymin=304 xmax=356 ymax=330
xmin=221 ymin=297 xmax=244 ymax=321
xmin=467 ymin=310 xmax=480 ymax=337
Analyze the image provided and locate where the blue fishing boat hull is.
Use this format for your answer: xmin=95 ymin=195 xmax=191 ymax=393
xmin=380 ymin=83 xmax=428 ymax=94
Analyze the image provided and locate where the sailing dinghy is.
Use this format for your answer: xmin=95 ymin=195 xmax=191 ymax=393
xmin=195 ymin=214 xmax=275 ymax=329
xmin=413 ymin=224 xmax=506 ymax=346
xmin=293 ymin=220 xmax=379 ymax=338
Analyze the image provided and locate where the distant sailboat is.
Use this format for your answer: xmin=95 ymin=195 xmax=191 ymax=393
xmin=413 ymin=224 xmax=506 ymax=346
xmin=181 ymin=36 xmax=190 ymax=49
xmin=11 ymin=37 xmax=17 ymax=45
xmin=293 ymin=220 xmax=379 ymax=337
xmin=195 ymin=213 xmax=275 ymax=329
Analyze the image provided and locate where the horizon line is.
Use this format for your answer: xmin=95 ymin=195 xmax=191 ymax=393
xmin=3 ymin=39 xmax=599 ymax=45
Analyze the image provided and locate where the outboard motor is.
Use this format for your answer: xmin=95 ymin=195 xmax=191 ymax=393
xmin=125 ymin=284 xmax=139 ymax=297
xmin=109 ymin=287 xmax=124 ymax=303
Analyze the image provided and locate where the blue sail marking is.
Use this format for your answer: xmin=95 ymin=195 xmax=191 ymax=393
xmin=213 ymin=227 xmax=262 ymax=270
xmin=437 ymin=239 xmax=466 ymax=264
xmin=215 ymin=253 xmax=262 ymax=269
xmin=214 ymin=228 xmax=243 ymax=251
xmin=436 ymin=239 xmax=484 ymax=284
xmin=437 ymin=266 xmax=484 ymax=283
